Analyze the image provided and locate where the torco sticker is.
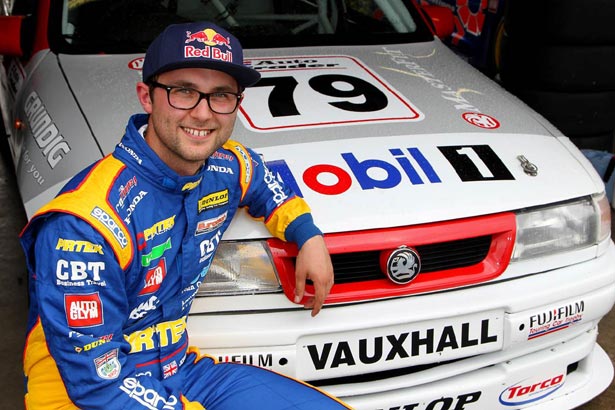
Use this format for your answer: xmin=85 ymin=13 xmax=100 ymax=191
xmin=500 ymin=373 xmax=565 ymax=406
xmin=65 ymin=293 xmax=104 ymax=328
xmin=240 ymin=55 xmax=423 ymax=131
xmin=94 ymin=348 xmax=121 ymax=380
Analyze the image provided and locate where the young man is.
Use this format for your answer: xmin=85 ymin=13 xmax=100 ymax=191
xmin=20 ymin=21 xmax=351 ymax=409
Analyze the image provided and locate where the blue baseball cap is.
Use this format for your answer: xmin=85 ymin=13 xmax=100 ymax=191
xmin=142 ymin=22 xmax=261 ymax=88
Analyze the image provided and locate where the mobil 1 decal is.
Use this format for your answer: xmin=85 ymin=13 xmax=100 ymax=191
xmin=240 ymin=56 xmax=423 ymax=131
xmin=267 ymin=144 xmax=514 ymax=197
xmin=439 ymin=145 xmax=514 ymax=182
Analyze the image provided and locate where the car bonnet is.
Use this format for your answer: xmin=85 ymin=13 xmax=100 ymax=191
xmin=58 ymin=41 xmax=603 ymax=237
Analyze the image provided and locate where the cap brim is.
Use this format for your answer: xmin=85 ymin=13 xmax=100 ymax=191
xmin=147 ymin=60 xmax=261 ymax=88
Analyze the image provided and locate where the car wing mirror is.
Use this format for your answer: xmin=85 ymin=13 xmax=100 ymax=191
xmin=0 ymin=15 xmax=25 ymax=56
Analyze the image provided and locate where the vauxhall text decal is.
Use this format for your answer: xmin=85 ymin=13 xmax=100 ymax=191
xmin=23 ymin=91 xmax=71 ymax=168
xmin=267 ymin=145 xmax=514 ymax=197
xmin=240 ymin=56 xmax=422 ymax=131
xmin=304 ymin=315 xmax=500 ymax=371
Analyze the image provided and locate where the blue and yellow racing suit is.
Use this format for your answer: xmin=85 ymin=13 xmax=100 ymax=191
xmin=20 ymin=113 xmax=350 ymax=409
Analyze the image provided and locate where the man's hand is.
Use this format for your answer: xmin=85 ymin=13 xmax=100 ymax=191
xmin=294 ymin=235 xmax=333 ymax=316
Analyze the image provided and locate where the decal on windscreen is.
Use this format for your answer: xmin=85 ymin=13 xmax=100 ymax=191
xmin=239 ymin=55 xmax=423 ymax=131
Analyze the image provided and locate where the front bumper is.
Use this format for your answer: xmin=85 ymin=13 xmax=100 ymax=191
xmin=187 ymin=243 xmax=615 ymax=409
xmin=338 ymin=330 xmax=612 ymax=409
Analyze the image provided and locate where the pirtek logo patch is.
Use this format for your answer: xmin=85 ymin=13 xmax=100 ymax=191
xmin=125 ymin=316 xmax=186 ymax=353
xmin=56 ymin=238 xmax=104 ymax=254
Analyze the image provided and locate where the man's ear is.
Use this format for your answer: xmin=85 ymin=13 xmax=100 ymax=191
xmin=136 ymin=82 xmax=153 ymax=113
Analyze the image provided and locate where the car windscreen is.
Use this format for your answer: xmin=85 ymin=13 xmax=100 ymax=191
xmin=49 ymin=0 xmax=434 ymax=53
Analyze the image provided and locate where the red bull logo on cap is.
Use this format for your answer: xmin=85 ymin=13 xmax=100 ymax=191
xmin=185 ymin=28 xmax=232 ymax=48
xmin=184 ymin=29 xmax=233 ymax=62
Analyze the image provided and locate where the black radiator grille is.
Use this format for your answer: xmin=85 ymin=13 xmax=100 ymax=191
xmin=330 ymin=235 xmax=492 ymax=284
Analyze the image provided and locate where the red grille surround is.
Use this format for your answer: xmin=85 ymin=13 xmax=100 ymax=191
xmin=268 ymin=213 xmax=516 ymax=304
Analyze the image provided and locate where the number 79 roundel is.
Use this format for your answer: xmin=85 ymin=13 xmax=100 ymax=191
xmin=239 ymin=55 xmax=423 ymax=132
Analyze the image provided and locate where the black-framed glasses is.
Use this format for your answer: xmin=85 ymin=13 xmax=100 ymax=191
xmin=149 ymin=81 xmax=242 ymax=114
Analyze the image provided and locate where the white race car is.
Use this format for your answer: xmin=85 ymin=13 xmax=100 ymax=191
xmin=1 ymin=1 xmax=614 ymax=409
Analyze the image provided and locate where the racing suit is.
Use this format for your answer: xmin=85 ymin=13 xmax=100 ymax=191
xmin=20 ymin=113 xmax=350 ymax=410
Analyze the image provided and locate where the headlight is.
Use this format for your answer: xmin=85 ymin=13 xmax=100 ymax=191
xmin=512 ymin=194 xmax=611 ymax=260
xmin=196 ymin=241 xmax=282 ymax=296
